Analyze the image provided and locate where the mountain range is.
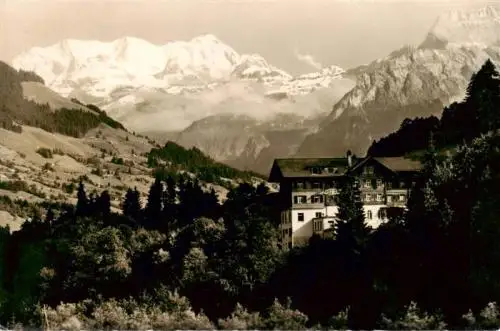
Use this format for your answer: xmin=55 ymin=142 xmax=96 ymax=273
xmin=10 ymin=5 xmax=500 ymax=174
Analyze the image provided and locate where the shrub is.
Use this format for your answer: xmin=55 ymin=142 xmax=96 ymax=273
xmin=380 ymin=301 xmax=447 ymax=330
xmin=36 ymin=148 xmax=53 ymax=159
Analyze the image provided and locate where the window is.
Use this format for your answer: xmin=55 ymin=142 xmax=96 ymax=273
xmin=367 ymin=210 xmax=373 ymax=220
xmin=378 ymin=208 xmax=387 ymax=220
xmin=293 ymin=195 xmax=307 ymax=204
xmin=376 ymin=179 xmax=383 ymax=188
xmin=387 ymin=181 xmax=393 ymax=189
xmin=364 ymin=194 xmax=372 ymax=202
xmin=364 ymin=180 xmax=371 ymax=189
xmin=288 ymin=228 xmax=292 ymax=235
xmin=296 ymin=181 xmax=304 ymax=189
xmin=400 ymin=181 xmax=405 ymax=188
xmin=399 ymin=194 xmax=406 ymax=202
xmin=312 ymin=195 xmax=324 ymax=204
xmin=315 ymin=212 xmax=323 ymax=218
xmin=376 ymin=193 xmax=383 ymax=202
xmin=314 ymin=221 xmax=323 ymax=232
xmin=387 ymin=195 xmax=393 ymax=203
xmin=297 ymin=213 xmax=304 ymax=222
xmin=313 ymin=182 xmax=321 ymax=189
xmin=364 ymin=166 xmax=374 ymax=175
xmin=311 ymin=167 xmax=321 ymax=174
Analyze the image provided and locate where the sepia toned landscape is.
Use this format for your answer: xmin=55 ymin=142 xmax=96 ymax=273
xmin=1 ymin=0 xmax=500 ymax=329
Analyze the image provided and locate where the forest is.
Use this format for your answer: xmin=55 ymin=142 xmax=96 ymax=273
xmin=148 ymin=141 xmax=263 ymax=187
xmin=0 ymin=61 xmax=125 ymax=137
xmin=367 ymin=59 xmax=500 ymax=157
xmin=1 ymin=60 xmax=500 ymax=329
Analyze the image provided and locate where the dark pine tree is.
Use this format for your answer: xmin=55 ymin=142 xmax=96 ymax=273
xmin=75 ymin=181 xmax=89 ymax=216
xmin=334 ymin=173 xmax=372 ymax=329
xmin=334 ymin=174 xmax=370 ymax=251
xmin=466 ymin=59 xmax=500 ymax=134
xmin=122 ymin=187 xmax=142 ymax=222
xmin=161 ymin=176 xmax=177 ymax=233
xmin=96 ymin=190 xmax=111 ymax=218
xmin=145 ymin=178 xmax=163 ymax=229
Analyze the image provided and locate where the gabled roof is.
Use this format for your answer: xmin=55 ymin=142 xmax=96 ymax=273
xmin=269 ymin=155 xmax=423 ymax=182
xmin=350 ymin=156 xmax=422 ymax=174
xmin=374 ymin=157 xmax=423 ymax=172
xmin=268 ymin=157 xmax=354 ymax=181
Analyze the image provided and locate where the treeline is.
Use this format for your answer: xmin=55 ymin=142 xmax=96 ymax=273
xmin=4 ymin=131 xmax=500 ymax=328
xmin=148 ymin=141 xmax=263 ymax=186
xmin=368 ymin=59 xmax=500 ymax=157
xmin=0 ymin=61 xmax=125 ymax=137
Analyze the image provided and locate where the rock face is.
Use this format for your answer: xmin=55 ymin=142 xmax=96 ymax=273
xmin=297 ymin=5 xmax=500 ymax=158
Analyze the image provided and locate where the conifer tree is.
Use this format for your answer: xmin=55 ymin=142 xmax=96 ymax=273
xmin=145 ymin=178 xmax=163 ymax=229
xmin=334 ymin=174 xmax=370 ymax=253
xmin=75 ymin=181 xmax=88 ymax=216
xmin=466 ymin=59 xmax=500 ymax=134
xmin=97 ymin=190 xmax=111 ymax=217
xmin=122 ymin=187 xmax=142 ymax=221
xmin=161 ymin=176 xmax=177 ymax=233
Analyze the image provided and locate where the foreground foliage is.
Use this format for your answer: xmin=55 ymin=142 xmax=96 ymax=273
xmin=3 ymin=59 xmax=500 ymax=329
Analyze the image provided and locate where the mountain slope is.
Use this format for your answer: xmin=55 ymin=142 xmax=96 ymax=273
xmin=297 ymin=5 xmax=500 ymax=158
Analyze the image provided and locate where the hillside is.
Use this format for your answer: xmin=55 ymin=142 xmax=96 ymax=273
xmin=147 ymin=141 xmax=266 ymax=187
xmin=0 ymin=61 xmax=124 ymax=137
xmin=367 ymin=58 xmax=500 ymax=158
xmin=0 ymin=62 xmax=270 ymax=230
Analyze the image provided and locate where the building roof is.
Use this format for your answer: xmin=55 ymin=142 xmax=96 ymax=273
xmin=268 ymin=157 xmax=352 ymax=181
xmin=268 ymin=156 xmax=422 ymax=181
xmin=373 ymin=157 xmax=423 ymax=172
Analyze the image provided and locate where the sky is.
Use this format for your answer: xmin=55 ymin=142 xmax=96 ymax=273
xmin=0 ymin=0 xmax=495 ymax=74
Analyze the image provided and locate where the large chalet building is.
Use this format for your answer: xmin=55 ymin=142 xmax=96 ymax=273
xmin=268 ymin=152 xmax=422 ymax=249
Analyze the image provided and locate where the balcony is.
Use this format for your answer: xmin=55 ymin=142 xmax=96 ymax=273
xmin=386 ymin=189 xmax=408 ymax=207
xmin=292 ymin=187 xmax=325 ymax=193
xmin=292 ymin=203 xmax=325 ymax=210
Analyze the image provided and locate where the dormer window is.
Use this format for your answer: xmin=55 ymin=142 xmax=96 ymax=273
xmin=311 ymin=167 xmax=321 ymax=174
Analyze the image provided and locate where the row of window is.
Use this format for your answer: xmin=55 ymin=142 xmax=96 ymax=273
xmin=293 ymin=193 xmax=407 ymax=205
xmin=310 ymin=167 xmax=339 ymax=175
xmin=293 ymin=179 xmax=412 ymax=191
xmin=293 ymin=195 xmax=324 ymax=204
xmin=366 ymin=208 xmax=387 ymax=220
xmin=293 ymin=181 xmax=335 ymax=190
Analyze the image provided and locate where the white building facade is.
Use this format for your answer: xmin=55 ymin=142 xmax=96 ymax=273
xmin=269 ymin=155 xmax=422 ymax=249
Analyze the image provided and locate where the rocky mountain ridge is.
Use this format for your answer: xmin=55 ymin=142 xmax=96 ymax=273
xmin=297 ymin=5 xmax=500 ymax=158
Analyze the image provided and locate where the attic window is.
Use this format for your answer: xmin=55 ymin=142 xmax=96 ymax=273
xmin=311 ymin=167 xmax=321 ymax=174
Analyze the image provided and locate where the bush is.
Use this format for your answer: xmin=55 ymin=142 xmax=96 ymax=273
xmin=36 ymin=148 xmax=53 ymax=159
xmin=380 ymin=301 xmax=447 ymax=330
xmin=218 ymin=303 xmax=263 ymax=329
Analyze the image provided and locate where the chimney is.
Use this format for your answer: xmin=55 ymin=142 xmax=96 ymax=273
xmin=347 ymin=150 xmax=352 ymax=168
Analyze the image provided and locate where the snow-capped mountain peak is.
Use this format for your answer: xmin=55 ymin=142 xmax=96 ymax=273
xmin=11 ymin=34 xmax=345 ymax=99
xmin=421 ymin=5 xmax=500 ymax=48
